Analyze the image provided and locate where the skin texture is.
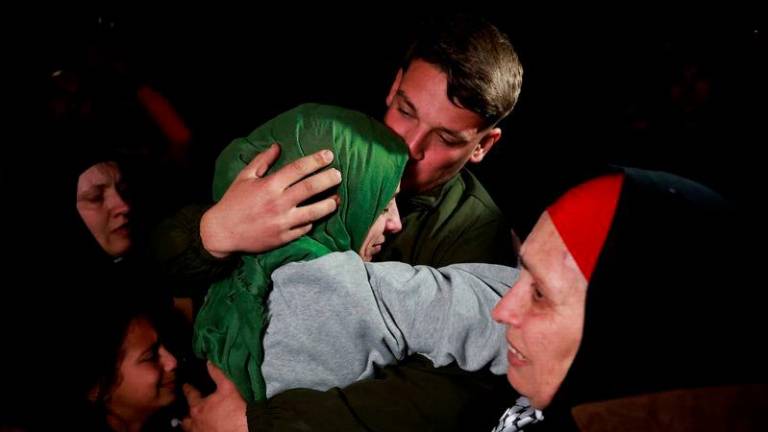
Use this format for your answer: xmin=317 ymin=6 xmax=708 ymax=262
xmin=384 ymin=59 xmax=500 ymax=193
xmin=492 ymin=212 xmax=587 ymax=409
xmin=201 ymin=145 xmax=342 ymax=258
xmin=76 ymin=161 xmax=131 ymax=257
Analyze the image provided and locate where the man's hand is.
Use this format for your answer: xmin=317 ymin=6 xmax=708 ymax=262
xmin=181 ymin=362 xmax=248 ymax=432
xmin=201 ymin=143 xmax=341 ymax=258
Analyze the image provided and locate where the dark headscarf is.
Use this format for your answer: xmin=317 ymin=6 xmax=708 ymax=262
xmin=536 ymin=167 xmax=763 ymax=430
xmin=41 ymin=121 xmax=134 ymax=265
xmin=4 ymin=118 xmax=173 ymax=430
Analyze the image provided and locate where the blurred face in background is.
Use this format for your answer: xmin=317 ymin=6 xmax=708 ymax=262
xmin=76 ymin=161 xmax=131 ymax=256
xmin=105 ymin=317 xmax=178 ymax=426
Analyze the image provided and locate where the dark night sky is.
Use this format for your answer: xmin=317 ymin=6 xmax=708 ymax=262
xmin=21 ymin=9 xmax=768 ymax=234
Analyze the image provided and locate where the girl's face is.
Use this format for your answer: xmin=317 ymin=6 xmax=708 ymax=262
xmin=105 ymin=317 xmax=178 ymax=423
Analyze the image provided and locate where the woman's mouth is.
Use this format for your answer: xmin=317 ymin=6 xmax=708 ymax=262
xmin=507 ymin=342 xmax=527 ymax=366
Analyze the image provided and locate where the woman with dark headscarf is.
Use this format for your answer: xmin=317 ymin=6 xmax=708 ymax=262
xmin=4 ymin=189 xmax=179 ymax=432
xmin=74 ymin=155 xmax=132 ymax=260
xmin=492 ymin=167 xmax=764 ymax=431
xmin=39 ymin=122 xmax=137 ymax=266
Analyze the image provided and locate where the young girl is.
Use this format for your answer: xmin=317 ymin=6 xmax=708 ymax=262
xmin=80 ymin=279 xmax=180 ymax=432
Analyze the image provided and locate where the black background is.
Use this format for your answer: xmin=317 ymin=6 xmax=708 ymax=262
xmin=16 ymin=7 xmax=767 ymax=235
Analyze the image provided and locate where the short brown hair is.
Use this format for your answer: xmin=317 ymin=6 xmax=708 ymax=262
xmin=403 ymin=14 xmax=523 ymax=129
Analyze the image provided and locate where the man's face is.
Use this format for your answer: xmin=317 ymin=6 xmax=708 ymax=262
xmin=491 ymin=212 xmax=588 ymax=409
xmin=76 ymin=162 xmax=132 ymax=257
xmin=384 ymin=59 xmax=500 ymax=193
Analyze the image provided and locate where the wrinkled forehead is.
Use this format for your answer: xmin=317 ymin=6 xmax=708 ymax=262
xmin=77 ymin=161 xmax=121 ymax=188
xmin=522 ymin=212 xmax=568 ymax=260
xmin=520 ymin=212 xmax=587 ymax=292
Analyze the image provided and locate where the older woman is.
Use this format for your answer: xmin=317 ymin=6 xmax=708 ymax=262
xmin=491 ymin=167 xmax=762 ymax=431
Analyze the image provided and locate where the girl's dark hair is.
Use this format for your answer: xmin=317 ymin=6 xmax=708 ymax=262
xmin=69 ymin=266 xmax=170 ymax=427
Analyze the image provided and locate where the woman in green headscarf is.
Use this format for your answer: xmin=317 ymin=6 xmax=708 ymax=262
xmin=193 ymin=104 xmax=409 ymax=402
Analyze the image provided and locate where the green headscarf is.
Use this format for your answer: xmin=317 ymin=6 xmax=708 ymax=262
xmin=193 ymin=104 xmax=408 ymax=401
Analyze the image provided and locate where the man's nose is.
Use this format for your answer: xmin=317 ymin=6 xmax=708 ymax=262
xmin=403 ymin=128 xmax=428 ymax=161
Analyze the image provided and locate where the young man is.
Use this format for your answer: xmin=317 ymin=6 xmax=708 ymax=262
xmin=191 ymin=14 xmax=523 ymax=268
xmin=377 ymin=14 xmax=523 ymax=266
xmin=172 ymin=13 xmax=524 ymax=432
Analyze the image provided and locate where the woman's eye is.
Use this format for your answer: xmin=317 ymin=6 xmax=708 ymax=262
xmin=81 ymin=194 xmax=103 ymax=204
xmin=142 ymin=350 xmax=159 ymax=363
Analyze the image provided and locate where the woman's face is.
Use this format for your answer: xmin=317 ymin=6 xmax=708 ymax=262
xmin=358 ymin=185 xmax=402 ymax=261
xmin=491 ymin=211 xmax=588 ymax=409
xmin=106 ymin=317 xmax=178 ymax=423
xmin=76 ymin=162 xmax=131 ymax=257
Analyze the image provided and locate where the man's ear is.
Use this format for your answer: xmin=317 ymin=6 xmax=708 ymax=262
xmin=469 ymin=128 xmax=501 ymax=163
xmin=385 ymin=68 xmax=404 ymax=107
